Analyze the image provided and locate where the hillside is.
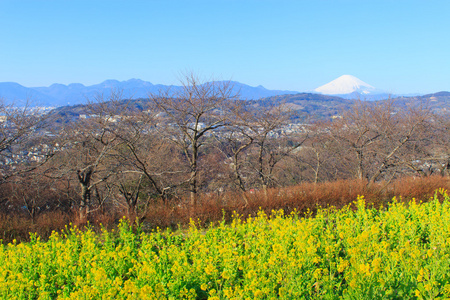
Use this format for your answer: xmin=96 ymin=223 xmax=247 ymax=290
xmin=390 ymin=91 xmax=450 ymax=115
xmin=47 ymin=92 xmax=354 ymax=124
xmin=253 ymin=93 xmax=355 ymax=121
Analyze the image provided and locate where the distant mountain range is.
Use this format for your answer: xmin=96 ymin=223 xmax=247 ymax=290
xmin=0 ymin=79 xmax=298 ymax=107
xmin=0 ymin=76 xmax=447 ymax=108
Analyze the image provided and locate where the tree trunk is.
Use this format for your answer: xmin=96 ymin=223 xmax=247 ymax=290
xmin=257 ymin=143 xmax=269 ymax=201
xmin=189 ymin=142 xmax=199 ymax=207
xmin=356 ymin=149 xmax=364 ymax=180
xmin=232 ymin=156 xmax=249 ymax=205
xmin=190 ymin=171 xmax=197 ymax=207
xmin=262 ymin=184 xmax=268 ymax=201
xmin=77 ymin=166 xmax=93 ymax=222
xmin=314 ymin=151 xmax=320 ymax=184
xmin=79 ymin=183 xmax=90 ymax=221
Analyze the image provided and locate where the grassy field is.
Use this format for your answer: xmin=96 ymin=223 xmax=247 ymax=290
xmin=1 ymin=189 xmax=450 ymax=299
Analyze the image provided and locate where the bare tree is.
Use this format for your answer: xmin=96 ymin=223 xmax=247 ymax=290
xmin=240 ymin=102 xmax=307 ymax=197
xmin=328 ymin=100 xmax=431 ymax=184
xmin=149 ymin=73 xmax=238 ymax=206
xmin=50 ymin=92 xmax=128 ymax=221
xmin=433 ymin=115 xmax=450 ymax=176
xmin=212 ymin=102 xmax=255 ymax=204
xmin=402 ymin=112 xmax=447 ymax=177
xmin=111 ymin=107 xmax=188 ymax=217
xmin=293 ymin=124 xmax=338 ymax=183
xmin=0 ymin=97 xmax=53 ymax=184
xmin=368 ymin=103 xmax=430 ymax=184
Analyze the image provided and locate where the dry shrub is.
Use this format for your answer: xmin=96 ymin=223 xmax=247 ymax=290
xmin=141 ymin=199 xmax=188 ymax=230
xmin=30 ymin=211 xmax=72 ymax=240
xmin=1 ymin=175 xmax=449 ymax=243
xmin=390 ymin=175 xmax=450 ymax=201
xmin=0 ymin=212 xmax=32 ymax=243
xmin=0 ymin=211 xmax=70 ymax=243
xmin=141 ymin=175 xmax=450 ymax=231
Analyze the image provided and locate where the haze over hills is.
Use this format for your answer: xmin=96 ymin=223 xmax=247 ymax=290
xmin=45 ymin=86 xmax=450 ymax=126
xmin=0 ymin=75 xmax=392 ymax=107
xmin=1 ymin=76 xmax=448 ymax=110
xmin=0 ymin=79 xmax=299 ymax=107
xmin=390 ymin=91 xmax=450 ymax=115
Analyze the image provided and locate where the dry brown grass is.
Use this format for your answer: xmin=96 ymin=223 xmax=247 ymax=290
xmin=141 ymin=175 xmax=450 ymax=230
xmin=0 ymin=211 xmax=70 ymax=243
xmin=1 ymin=175 xmax=449 ymax=243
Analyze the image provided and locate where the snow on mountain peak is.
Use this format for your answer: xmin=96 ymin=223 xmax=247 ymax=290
xmin=314 ymin=75 xmax=376 ymax=95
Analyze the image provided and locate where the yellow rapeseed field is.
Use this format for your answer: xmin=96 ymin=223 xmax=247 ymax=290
xmin=2 ymin=189 xmax=450 ymax=299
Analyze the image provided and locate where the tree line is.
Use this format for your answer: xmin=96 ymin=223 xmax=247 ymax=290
xmin=1 ymin=74 xmax=449 ymax=225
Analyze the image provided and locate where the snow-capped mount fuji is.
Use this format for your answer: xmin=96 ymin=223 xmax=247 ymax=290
xmin=314 ymin=75 xmax=389 ymax=100
xmin=315 ymin=75 xmax=375 ymax=95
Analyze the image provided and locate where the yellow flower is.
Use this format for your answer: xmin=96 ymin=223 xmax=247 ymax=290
xmin=371 ymin=258 xmax=382 ymax=273
xmin=313 ymin=268 xmax=322 ymax=279
xmin=417 ymin=268 xmax=425 ymax=282
xmin=221 ymin=270 xmax=231 ymax=280
xmin=359 ymin=263 xmax=370 ymax=277
xmin=223 ymin=287 xmax=234 ymax=298
xmin=205 ymin=264 xmax=216 ymax=276
xmin=254 ymin=290 xmax=264 ymax=297
xmin=337 ymin=259 xmax=349 ymax=273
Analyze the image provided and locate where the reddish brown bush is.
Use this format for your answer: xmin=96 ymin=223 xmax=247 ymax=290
xmin=1 ymin=175 xmax=449 ymax=243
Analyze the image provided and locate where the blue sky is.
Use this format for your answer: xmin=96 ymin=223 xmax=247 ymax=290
xmin=1 ymin=0 xmax=449 ymax=94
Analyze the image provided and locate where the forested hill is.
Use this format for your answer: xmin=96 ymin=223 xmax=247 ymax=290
xmin=48 ymin=92 xmax=354 ymax=124
xmin=48 ymin=91 xmax=450 ymax=125
xmin=389 ymin=91 xmax=450 ymax=115
xmin=261 ymin=91 xmax=450 ymax=121
xmin=252 ymin=93 xmax=355 ymax=121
